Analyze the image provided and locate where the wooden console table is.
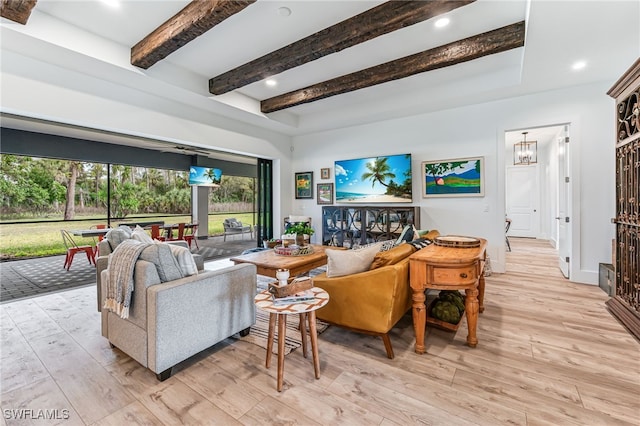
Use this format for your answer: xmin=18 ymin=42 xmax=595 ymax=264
xmin=409 ymin=239 xmax=487 ymax=353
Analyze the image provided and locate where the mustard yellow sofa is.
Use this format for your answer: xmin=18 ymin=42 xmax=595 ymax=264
xmin=312 ymin=243 xmax=418 ymax=359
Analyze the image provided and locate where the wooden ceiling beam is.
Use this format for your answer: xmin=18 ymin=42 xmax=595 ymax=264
xmin=209 ymin=0 xmax=476 ymax=95
xmin=261 ymin=21 xmax=526 ymax=113
xmin=1 ymin=0 xmax=37 ymax=25
xmin=131 ymin=0 xmax=256 ymax=69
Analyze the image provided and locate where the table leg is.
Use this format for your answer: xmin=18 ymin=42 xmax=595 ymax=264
xmin=266 ymin=313 xmax=276 ymax=368
xmin=299 ymin=313 xmax=308 ymax=358
xmin=412 ymin=288 xmax=427 ymax=354
xmin=277 ymin=314 xmax=286 ymax=392
xmin=464 ymin=287 xmax=479 ymax=348
xmin=308 ymin=311 xmax=321 ymax=379
xmin=478 ymin=274 xmax=485 ymax=313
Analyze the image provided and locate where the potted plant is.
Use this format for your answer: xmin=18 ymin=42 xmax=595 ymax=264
xmin=286 ymin=223 xmax=314 ymax=246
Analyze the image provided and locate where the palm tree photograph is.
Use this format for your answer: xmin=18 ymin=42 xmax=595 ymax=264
xmin=334 ymin=154 xmax=412 ymax=203
xmin=188 ymin=166 xmax=222 ymax=187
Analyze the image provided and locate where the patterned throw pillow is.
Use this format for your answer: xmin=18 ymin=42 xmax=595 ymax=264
xmin=378 ymin=239 xmax=397 ymax=252
xmin=407 ymin=238 xmax=432 ymax=250
xmin=353 ymin=239 xmax=395 ymax=252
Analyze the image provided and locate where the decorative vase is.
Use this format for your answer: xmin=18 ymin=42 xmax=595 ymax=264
xmin=296 ymin=234 xmax=305 ymax=246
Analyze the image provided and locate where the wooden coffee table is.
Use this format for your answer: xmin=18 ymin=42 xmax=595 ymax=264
xmin=230 ymin=244 xmax=342 ymax=278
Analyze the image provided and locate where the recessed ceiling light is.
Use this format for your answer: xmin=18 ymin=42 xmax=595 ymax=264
xmin=100 ymin=0 xmax=120 ymax=8
xmin=435 ymin=17 xmax=450 ymax=28
xmin=277 ymin=7 xmax=291 ymax=17
xmin=572 ymin=60 xmax=587 ymax=71
xmin=265 ymin=79 xmax=278 ymax=87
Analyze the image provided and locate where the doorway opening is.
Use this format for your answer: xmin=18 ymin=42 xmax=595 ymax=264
xmin=504 ymin=124 xmax=571 ymax=278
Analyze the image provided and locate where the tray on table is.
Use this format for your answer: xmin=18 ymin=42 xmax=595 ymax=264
xmin=274 ymin=245 xmax=314 ymax=256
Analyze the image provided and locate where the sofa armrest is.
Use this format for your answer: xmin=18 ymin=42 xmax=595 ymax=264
xmin=145 ymin=263 xmax=257 ymax=374
xmin=96 ymin=255 xmax=110 ymax=312
xmin=312 ymin=258 xmax=412 ymax=334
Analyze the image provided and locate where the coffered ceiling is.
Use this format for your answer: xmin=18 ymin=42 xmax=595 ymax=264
xmin=1 ymin=0 xmax=638 ymax=137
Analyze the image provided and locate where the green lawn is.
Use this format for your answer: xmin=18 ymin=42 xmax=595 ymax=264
xmin=0 ymin=213 xmax=255 ymax=260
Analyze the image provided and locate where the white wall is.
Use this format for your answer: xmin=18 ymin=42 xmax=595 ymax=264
xmin=0 ymin=49 xmax=296 ymax=230
xmin=292 ymin=82 xmax=616 ymax=284
xmin=0 ymin=30 xmax=617 ymax=283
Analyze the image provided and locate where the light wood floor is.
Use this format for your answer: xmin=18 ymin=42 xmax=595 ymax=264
xmin=1 ymin=238 xmax=638 ymax=425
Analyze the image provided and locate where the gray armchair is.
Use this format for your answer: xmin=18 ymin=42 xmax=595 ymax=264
xmin=95 ymin=227 xmax=204 ymax=311
xmin=98 ymin=247 xmax=256 ymax=381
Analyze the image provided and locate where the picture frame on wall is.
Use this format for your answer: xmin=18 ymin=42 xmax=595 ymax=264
xmin=317 ymin=183 xmax=334 ymax=204
xmin=320 ymin=167 xmax=330 ymax=179
xmin=295 ymin=171 xmax=313 ymax=199
xmin=422 ymin=156 xmax=484 ymax=197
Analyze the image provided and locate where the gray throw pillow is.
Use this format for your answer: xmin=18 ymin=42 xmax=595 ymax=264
xmin=139 ymin=243 xmax=184 ymax=282
xmin=131 ymin=225 xmax=154 ymax=244
xmin=104 ymin=228 xmax=130 ymax=251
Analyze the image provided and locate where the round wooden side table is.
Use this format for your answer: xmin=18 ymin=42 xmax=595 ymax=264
xmin=254 ymin=287 xmax=329 ymax=392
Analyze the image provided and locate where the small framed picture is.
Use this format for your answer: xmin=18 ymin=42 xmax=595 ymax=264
xmin=295 ymin=171 xmax=313 ymax=199
xmin=317 ymin=183 xmax=334 ymax=205
xmin=320 ymin=168 xmax=330 ymax=180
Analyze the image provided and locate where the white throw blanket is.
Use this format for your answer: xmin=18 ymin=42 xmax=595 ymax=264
xmin=103 ymin=240 xmax=151 ymax=319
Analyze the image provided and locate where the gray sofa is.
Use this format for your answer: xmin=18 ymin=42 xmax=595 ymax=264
xmin=96 ymin=228 xmax=256 ymax=381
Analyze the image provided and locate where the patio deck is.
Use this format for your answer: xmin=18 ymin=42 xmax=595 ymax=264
xmin=0 ymin=235 xmax=258 ymax=303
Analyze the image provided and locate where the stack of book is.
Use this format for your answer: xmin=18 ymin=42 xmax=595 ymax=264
xmin=271 ymin=289 xmax=315 ymax=305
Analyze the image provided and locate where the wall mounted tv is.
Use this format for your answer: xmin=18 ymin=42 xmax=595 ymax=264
xmin=334 ymin=153 xmax=412 ymax=203
xmin=189 ymin=166 xmax=222 ymax=186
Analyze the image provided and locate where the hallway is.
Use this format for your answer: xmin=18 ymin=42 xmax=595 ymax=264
xmin=505 ymin=237 xmax=567 ymax=280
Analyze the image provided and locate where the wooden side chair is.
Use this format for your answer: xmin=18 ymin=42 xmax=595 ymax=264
xmin=61 ymin=229 xmax=95 ymax=271
xmin=184 ymin=223 xmax=199 ymax=249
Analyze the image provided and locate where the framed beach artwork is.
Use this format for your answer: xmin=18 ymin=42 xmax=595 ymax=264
xmin=320 ymin=168 xmax=330 ymax=179
xmin=295 ymin=171 xmax=313 ymax=199
xmin=334 ymin=153 xmax=412 ymax=203
xmin=422 ymin=156 xmax=484 ymax=197
xmin=317 ymin=183 xmax=334 ymax=204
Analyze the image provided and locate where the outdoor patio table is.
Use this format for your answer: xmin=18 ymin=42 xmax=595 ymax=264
xmin=71 ymin=228 xmax=111 ymax=238
xmin=118 ymin=220 xmax=164 ymax=228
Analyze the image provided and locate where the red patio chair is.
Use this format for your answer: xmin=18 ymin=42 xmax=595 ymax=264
xmin=150 ymin=224 xmax=166 ymax=241
xmin=184 ymin=223 xmax=199 ymax=249
xmin=61 ymin=229 xmax=95 ymax=271
xmin=166 ymin=223 xmax=186 ymax=242
xmin=90 ymin=224 xmax=106 ymax=256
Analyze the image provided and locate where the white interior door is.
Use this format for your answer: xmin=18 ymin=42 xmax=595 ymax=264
xmin=506 ymin=165 xmax=539 ymax=238
xmin=557 ymin=129 xmax=570 ymax=278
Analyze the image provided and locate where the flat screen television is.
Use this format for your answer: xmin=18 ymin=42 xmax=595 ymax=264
xmin=334 ymin=153 xmax=412 ymax=203
xmin=189 ymin=166 xmax=222 ymax=186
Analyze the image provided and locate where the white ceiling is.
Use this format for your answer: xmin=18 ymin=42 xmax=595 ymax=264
xmin=1 ymin=0 xmax=639 ymax=143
